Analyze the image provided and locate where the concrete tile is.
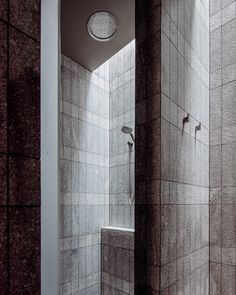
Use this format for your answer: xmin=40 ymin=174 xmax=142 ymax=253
xmin=222 ymin=19 xmax=236 ymax=68
xmin=210 ymin=28 xmax=222 ymax=73
xmin=222 ymin=62 xmax=236 ymax=85
xmin=210 ymin=87 xmax=221 ymax=146
xmin=222 ymin=142 xmax=236 ymax=186
xmin=210 ymin=145 xmax=222 ymax=188
xmin=222 ymin=264 xmax=236 ymax=294
xmin=210 ymin=9 xmax=221 ymax=32
xmin=222 ymin=80 xmax=236 ymax=127
xmin=222 ymin=1 xmax=236 ymax=26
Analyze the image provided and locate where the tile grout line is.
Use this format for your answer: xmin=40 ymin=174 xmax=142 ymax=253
xmin=159 ymin=1 xmax=162 ymax=292
xmin=6 ymin=0 xmax=10 ymax=292
xmin=0 ymin=17 xmax=39 ymax=44
xmin=220 ymin=0 xmax=223 ymax=292
xmin=143 ymin=2 xmax=149 ymax=292
xmin=208 ymin=0 xmax=211 ymax=293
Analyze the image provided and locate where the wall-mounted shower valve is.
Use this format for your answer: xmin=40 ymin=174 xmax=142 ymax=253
xmin=195 ymin=122 xmax=201 ymax=132
xmin=183 ymin=113 xmax=190 ymax=125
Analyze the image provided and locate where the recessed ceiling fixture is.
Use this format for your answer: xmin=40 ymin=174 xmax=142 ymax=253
xmin=87 ymin=11 xmax=119 ymax=42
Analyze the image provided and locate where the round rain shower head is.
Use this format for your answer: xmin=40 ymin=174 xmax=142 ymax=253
xmin=122 ymin=126 xmax=133 ymax=134
xmin=87 ymin=11 xmax=119 ymax=42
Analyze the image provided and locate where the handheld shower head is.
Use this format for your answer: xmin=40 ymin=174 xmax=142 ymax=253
xmin=121 ymin=126 xmax=135 ymax=143
xmin=121 ymin=126 xmax=133 ymax=134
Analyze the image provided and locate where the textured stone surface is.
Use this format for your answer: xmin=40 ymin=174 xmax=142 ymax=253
xmin=60 ymin=43 xmax=135 ymax=293
xmin=210 ymin=28 xmax=222 ymax=73
xmin=0 ymin=22 xmax=7 ymax=153
xmin=9 ymin=208 xmax=40 ymax=295
xmin=222 ymin=19 xmax=236 ymax=68
xmin=0 ymin=3 xmax=41 ymax=293
xmin=161 ymin=0 xmax=209 ymax=292
xmin=9 ymin=0 xmax=40 ymax=40
xmin=9 ymin=156 xmax=40 ymax=205
xmin=222 ymin=264 xmax=236 ymax=294
xmin=135 ymin=0 xmax=210 ymax=293
xmin=210 ymin=145 xmax=222 ymax=188
xmin=210 ymin=87 xmax=221 ymax=146
xmin=0 ymin=208 xmax=7 ymax=294
xmin=9 ymin=28 xmax=40 ymax=157
xmin=0 ymin=0 xmax=7 ymax=21
xmin=222 ymin=80 xmax=236 ymax=128
xmin=60 ymin=56 xmax=110 ymax=294
xmin=0 ymin=155 xmax=7 ymax=205
xmin=109 ymin=41 xmax=135 ymax=229
xmin=101 ymin=228 xmax=134 ymax=295
xmin=210 ymin=1 xmax=236 ymax=292
xmin=222 ymin=142 xmax=236 ymax=187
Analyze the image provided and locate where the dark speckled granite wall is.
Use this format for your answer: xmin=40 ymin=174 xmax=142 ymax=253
xmin=0 ymin=0 xmax=40 ymax=294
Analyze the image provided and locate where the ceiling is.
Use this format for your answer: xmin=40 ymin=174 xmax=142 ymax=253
xmin=61 ymin=0 xmax=135 ymax=71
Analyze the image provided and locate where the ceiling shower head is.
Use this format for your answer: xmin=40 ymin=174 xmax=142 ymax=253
xmin=87 ymin=11 xmax=119 ymax=42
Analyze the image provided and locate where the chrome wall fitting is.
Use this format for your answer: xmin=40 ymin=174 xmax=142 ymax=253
xmin=195 ymin=122 xmax=201 ymax=132
xmin=183 ymin=113 xmax=190 ymax=125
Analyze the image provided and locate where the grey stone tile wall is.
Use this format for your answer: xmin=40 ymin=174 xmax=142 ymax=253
xmin=160 ymin=0 xmax=210 ymax=293
xmin=60 ymin=44 xmax=135 ymax=294
xmin=135 ymin=0 xmax=209 ymax=293
xmin=101 ymin=227 xmax=134 ymax=295
xmin=210 ymin=0 xmax=236 ymax=294
xmin=109 ymin=41 xmax=135 ymax=229
xmin=60 ymin=55 xmax=110 ymax=295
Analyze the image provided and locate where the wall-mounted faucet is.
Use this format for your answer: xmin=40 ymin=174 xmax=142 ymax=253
xmin=195 ymin=122 xmax=201 ymax=142
xmin=195 ymin=122 xmax=201 ymax=132
xmin=183 ymin=113 xmax=190 ymax=125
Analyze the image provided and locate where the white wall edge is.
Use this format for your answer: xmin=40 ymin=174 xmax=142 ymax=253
xmin=41 ymin=0 xmax=60 ymax=294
